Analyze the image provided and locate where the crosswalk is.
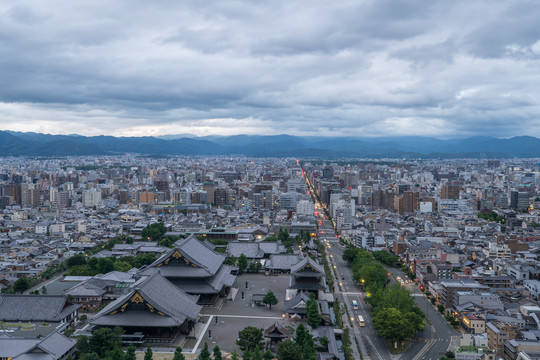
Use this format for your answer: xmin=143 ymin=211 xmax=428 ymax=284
xmin=365 ymin=335 xmax=384 ymax=360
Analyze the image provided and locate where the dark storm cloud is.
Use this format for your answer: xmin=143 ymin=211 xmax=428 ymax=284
xmin=0 ymin=0 xmax=539 ymax=137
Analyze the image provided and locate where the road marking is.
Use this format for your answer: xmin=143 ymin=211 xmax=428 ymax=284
xmin=191 ymin=315 xmax=213 ymax=354
xmin=365 ymin=335 xmax=384 ymax=360
xmin=201 ymin=314 xmax=283 ymax=319
xmin=412 ymin=339 xmax=436 ymax=360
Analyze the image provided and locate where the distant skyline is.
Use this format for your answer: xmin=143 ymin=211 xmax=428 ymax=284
xmin=1 ymin=1 xmax=540 ymax=138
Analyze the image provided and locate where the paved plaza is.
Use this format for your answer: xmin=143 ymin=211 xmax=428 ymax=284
xmin=184 ymin=272 xmax=297 ymax=354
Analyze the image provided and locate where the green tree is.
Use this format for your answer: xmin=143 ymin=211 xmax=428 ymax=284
xmin=13 ymin=278 xmax=31 ymax=293
xmin=97 ymin=258 xmax=115 ymax=274
xmin=373 ymin=307 xmax=414 ymax=343
xmin=199 ymin=343 xmax=211 ymax=360
xmin=262 ymin=350 xmax=274 ymax=360
xmin=236 ymin=326 xmax=265 ymax=353
xmin=144 ymin=346 xmax=153 ymax=360
xmin=277 ymin=340 xmax=302 ymax=360
xmin=306 ymin=294 xmax=321 ymax=328
xmin=141 ymin=222 xmax=167 ymax=241
xmin=238 ymin=254 xmax=248 ymax=274
xmin=172 ymin=346 xmax=185 ymax=360
xmin=294 ymin=323 xmax=309 ymax=347
xmin=41 ymin=286 xmax=47 ymax=294
xmin=125 ymin=344 xmax=137 ymax=360
xmin=87 ymin=327 xmax=123 ymax=357
xmin=76 ymin=336 xmax=91 ymax=354
xmin=262 ymin=290 xmax=279 ymax=309
xmin=67 ymin=254 xmax=87 ymax=267
xmin=159 ymin=237 xmax=173 ymax=248
xmin=87 ymin=257 xmax=99 ymax=272
xmin=294 ymin=324 xmax=315 ymax=360
xmin=80 ymin=354 xmax=100 ymax=360
xmin=253 ymin=346 xmax=262 ymax=360
xmin=231 ymin=350 xmax=240 ymax=360
xmin=212 ymin=345 xmax=222 ymax=360
xmin=248 ymin=261 xmax=262 ymax=273
xmin=114 ymin=260 xmax=133 ymax=272
xmin=105 ymin=346 xmax=124 ymax=360
xmin=317 ymin=336 xmax=329 ymax=351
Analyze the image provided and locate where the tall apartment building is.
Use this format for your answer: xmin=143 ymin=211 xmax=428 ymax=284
xmin=82 ymin=189 xmax=102 ymax=207
xmin=21 ymin=183 xmax=40 ymax=207
xmin=203 ymin=182 xmax=216 ymax=204
xmin=403 ymin=191 xmax=419 ymax=213
xmin=510 ymin=190 xmax=529 ymax=210
xmin=296 ymin=199 xmax=314 ymax=216
xmin=138 ymin=191 xmax=156 ymax=205
xmin=486 ymin=322 xmax=517 ymax=358
xmin=441 ymin=183 xmax=460 ymax=199
xmin=287 ymin=178 xmax=307 ymax=193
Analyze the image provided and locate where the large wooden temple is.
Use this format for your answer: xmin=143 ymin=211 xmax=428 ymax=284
xmin=91 ymin=272 xmax=202 ymax=343
xmin=139 ymin=234 xmax=237 ymax=305
xmin=289 ymin=256 xmax=326 ymax=297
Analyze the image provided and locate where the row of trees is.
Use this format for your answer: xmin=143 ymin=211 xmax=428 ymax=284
xmin=236 ymin=324 xmax=322 ymax=360
xmin=66 ymin=253 xmax=156 ymax=276
xmin=372 ymin=251 xmax=400 ymax=267
xmin=76 ymin=327 xmax=191 ymax=360
xmin=343 ymin=248 xmax=424 ymax=344
xmin=369 ymin=284 xmax=425 ymax=343
xmin=343 ymin=247 xmax=389 ymax=295
xmin=477 ymin=211 xmax=506 ymax=223
xmin=235 ymin=326 xmax=273 ymax=359
xmin=141 ymin=222 xmax=167 ymax=241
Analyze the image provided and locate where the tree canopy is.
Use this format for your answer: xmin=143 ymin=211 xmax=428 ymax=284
xmin=236 ymin=326 xmax=265 ymax=353
xmin=306 ymin=293 xmax=322 ymax=328
xmin=263 ymin=290 xmax=279 ymax=309
xmin=141 ymin=222 xmax=167 ymax=241
xmin=277 ymin=340 xmax=303 ymax=360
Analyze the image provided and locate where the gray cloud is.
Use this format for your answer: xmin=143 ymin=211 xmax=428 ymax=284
xmin=0 ymin=0 xmax=539 ymax=138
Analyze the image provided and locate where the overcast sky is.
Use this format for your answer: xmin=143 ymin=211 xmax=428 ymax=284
xmin=1 ymin=0 xmax=539 ymax=138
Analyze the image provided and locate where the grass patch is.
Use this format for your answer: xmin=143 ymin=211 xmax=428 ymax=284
xmin=0 ymin=322 xmax=34 ymax=327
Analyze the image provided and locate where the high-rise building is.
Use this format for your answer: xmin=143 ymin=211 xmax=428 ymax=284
xmin=287 ymin=178 xmax=307 ymax=193
xmin=214 ymin=188 xmax=227 ymax=207
xmin=440 ymin=183 xmax=460 ymax=199
xmin=279 ymin=192 xmax=298 ymax=210
xmin=21 ymin=183 xmax=40 ymax=207
xmin=203 ymin=182 xmax=216 ymax=204
xmin=358 ymin=185 xmax=372 ymax=205
xmin=403 ymin=191 xmax=419 ymax=213
xmin=296 ymin=199 xmax=314 ymax=216
xmin=394 ymin=195 xmax=404 ymax=214
xmin=322 ymin=167 xmax=334 ymax=179
xmin=82 ymin=189 xmax=102 ymax=207
xmin=510 ymin=190 xmax=529 ymax=210
xmin=138 ymin=191 xmax=156 ymax=205
xmin=396 ymin=184 xmax=408 ymax=195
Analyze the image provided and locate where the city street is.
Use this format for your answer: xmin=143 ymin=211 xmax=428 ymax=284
xmin=306 ymin=170 xmax=458 ymax=360
xmin=385 ymin=266 xmax=459 ymax=360
xmin=322 ymin=221 xmax=391 ymax=360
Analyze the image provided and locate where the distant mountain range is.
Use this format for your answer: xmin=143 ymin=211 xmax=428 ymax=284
xmin=0 ymin=131 xmax=539 ymax=158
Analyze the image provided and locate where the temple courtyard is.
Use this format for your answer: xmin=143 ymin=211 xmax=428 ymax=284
xmin=183 ymin=272 xmax=296 ymax=355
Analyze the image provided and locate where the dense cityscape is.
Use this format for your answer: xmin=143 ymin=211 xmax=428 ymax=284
xmin=0 ymin=154 xmax=539 ymax=360
xmin=2 ymin=0 xmax=540 ymax=359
